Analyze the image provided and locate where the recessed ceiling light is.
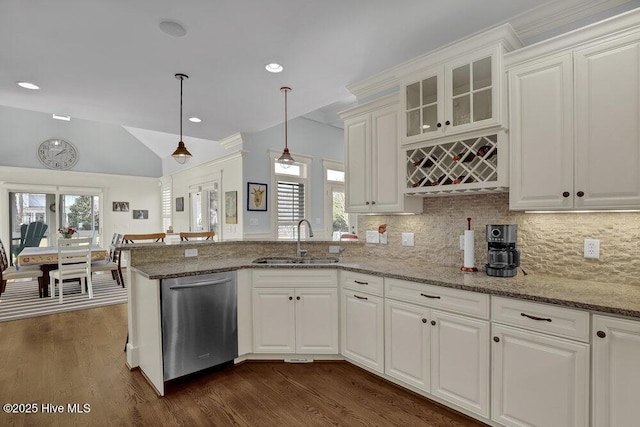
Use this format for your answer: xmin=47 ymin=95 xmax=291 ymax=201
xmin=159 ymin=20 xmax=187 ymax=37
xmin=17 ymin=81 xmax=40 ymax=90
xmin=52 ymin=114 xmax=71 ymax=121
xmin=188 ymin=117 xmax=202 ymax=123
xmin=265 ymin=63 xmax=284 ymax=73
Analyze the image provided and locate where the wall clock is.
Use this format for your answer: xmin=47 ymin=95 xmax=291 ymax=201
xmin=37 ymin=138 xmax=79 ymax=170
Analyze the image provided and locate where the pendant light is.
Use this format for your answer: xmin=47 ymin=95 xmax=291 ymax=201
xmin=171 ymin=73 xmax=192 ymax=164
xmin=277 ymin=86 xmax=295 ymax=168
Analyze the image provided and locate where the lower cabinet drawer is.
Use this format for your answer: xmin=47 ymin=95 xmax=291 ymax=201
xmin=341 ymin=271 xmax=383 ymax=296
xmin=491 ymin=296 xmax=589 ymax=342
xmin=385 ymin=277 xmax=490 ymax=319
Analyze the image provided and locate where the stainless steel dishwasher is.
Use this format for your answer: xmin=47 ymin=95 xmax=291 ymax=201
xmin=161 ymin=271 xmax=238 ymax=381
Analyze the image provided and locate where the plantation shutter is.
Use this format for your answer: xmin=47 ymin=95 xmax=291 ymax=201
xmin=161 ymin=182 xmax=172 ymax=231
xmin=277 ymin=181 xmax=305 ymax=222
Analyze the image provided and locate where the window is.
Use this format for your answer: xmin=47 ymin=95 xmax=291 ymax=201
xmin=277 ymin=181 xmax=305 ymax=239
xmin=58 ymin=194 xmax=100 ymax=242
xmin=323 ymin=160 xmax=354 ymax=241
xmin=270 ymin=151 xmax=311 ymax=240
xmin=161 ymin=177 xmax=172 ymax=232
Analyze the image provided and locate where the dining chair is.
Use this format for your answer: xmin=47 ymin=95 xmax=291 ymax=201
xmin=91 ymin=233 xmax=124 ymax=287
xmin=49 ymin=237 xmax=93 ymax=304
xmin=0 ymin=238 xmax=44 ymax=296
xmin=179 ymin=231 xmax=215 ymax=241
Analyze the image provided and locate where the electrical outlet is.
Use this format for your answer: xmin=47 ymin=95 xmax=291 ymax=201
xmin=584 ymin=239 xmax=600 ymax=259
xmin=402 ymin=232 xmax=414 ymax=247
xmin=366 ymin=230 xmax=379 ymax=244
xmin=185 ymin=248 xmax=198 ymax=257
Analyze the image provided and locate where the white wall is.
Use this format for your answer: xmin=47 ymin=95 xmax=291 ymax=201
xmin=167 ymin=151 xmax=244 ymax=241
xmin=0 ymin=166 xmax=161 ymax=247
xmin=0 ymin=106 xmax=162 ymax=177
xmin=242 ymin=117 xmax=344 ymax=239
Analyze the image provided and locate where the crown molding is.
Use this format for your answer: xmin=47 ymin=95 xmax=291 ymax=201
xmin=219 ymin=132 xmax=245 ymax=150
xmin=346 ymin=24 xmax=521 ymax=101
xmin=508 ymin=0 xmax=633 ymax=42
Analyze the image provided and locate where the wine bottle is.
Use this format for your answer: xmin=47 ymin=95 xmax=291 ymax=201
xmin=453 ymin=175 xmax=476 ymax=184
xmin=432 ymin=174 xmax=453 ymax=186
xmin=453 ymin=151 xmax=476 ymax=163
xmin=412 ymin=155 xmax=437 ymax=168
xmin=476 ymin=145 xmax=497 ymax=160
xmin=411 ymin=177 xmax=432 ymax=188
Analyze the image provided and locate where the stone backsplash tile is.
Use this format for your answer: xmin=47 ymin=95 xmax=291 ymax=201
xmin=358 ymin=193 xmax=640 ymax=286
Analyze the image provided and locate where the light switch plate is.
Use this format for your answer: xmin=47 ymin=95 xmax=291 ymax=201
xmin=379 ymin=232 xmax=388 ymax=245
xmin=402 ymin=232 xmax=414 ymax=247
xmin=366 ymin=230 xmax=379 ymax=244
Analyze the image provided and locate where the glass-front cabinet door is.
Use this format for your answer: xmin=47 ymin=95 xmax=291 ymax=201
xmin=401 ymin=46 xmax=501 ymax=145
xmin=448 ymin=55 xmax=494 ymax=131
xmin=405 ymin=70 xmax=443 ymax=140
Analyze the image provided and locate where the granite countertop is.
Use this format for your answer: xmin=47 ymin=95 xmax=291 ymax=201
xmin=130 ymin=256 xmax=640 ymax=319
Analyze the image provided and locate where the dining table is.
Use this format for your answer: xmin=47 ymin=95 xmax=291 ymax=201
xmin=16 ymin=246 xmax=110 ymax=297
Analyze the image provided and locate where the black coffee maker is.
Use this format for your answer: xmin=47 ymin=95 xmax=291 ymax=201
xmin=485 ymin=224 xmax=520 ymax=277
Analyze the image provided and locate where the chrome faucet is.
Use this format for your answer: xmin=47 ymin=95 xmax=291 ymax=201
xmin=296 ymin=219 xmax=314 ymax=258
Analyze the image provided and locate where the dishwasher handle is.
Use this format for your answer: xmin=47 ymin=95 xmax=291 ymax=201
xmin=168 ymin=277 xmax=232 ymax=290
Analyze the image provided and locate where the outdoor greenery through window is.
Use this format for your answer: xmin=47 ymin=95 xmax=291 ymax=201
xmin=325 ymin=166 xmax=351 ymax=240
xmin=59 ymin=194 xmax=100 ymax=241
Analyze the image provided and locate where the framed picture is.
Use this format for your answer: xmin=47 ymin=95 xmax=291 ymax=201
xmin=176 ymin=197 xmax=184 ymax=212
xmin=225 ymin=191 xmax=238 ymax=224
xmin=247 ymin=182 xmax=267 ymax=211
xmin=113 ymin=201 xmax=129 ymax=212
xmin=133 ymin=209 xmax=148 ymax=220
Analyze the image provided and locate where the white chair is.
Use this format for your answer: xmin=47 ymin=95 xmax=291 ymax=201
xmin=92 ymin=233 xmax=124 ymax=286
xmin=50 ymin=237 xmax=93 ymax=303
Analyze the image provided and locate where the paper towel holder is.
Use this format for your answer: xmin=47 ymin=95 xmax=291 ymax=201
xmin=461 ymin=217 xmax=478 ymax=272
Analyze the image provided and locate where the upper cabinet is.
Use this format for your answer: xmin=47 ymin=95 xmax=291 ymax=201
xmin=507 ymin=10 xmax=640 ymax=210
xmin=341 ymin=95 xmax=422 ymax=214
xmin=402 ymin=46 xmax=503 ymax=144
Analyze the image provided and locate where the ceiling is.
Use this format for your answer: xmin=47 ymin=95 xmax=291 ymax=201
xmin=0 ymin=0 xmax=633 ymax=158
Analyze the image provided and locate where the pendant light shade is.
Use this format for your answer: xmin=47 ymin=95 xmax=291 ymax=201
xmin=172 ymin=73 xmax=192 ymax=164
xmin=277 ymin=86 xmax=295 ymax=168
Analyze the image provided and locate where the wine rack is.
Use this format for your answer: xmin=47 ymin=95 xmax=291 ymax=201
xmin=405 ymin=133 xmax=507 ymax=195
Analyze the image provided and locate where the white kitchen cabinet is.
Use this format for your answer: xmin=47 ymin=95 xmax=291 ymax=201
xmin=592 ymin=314 xmax=640 ymax=427
xmin=491 ymin=296 xmax=590 ymax=427
xmin=340 ymin=271 xmax=385 ymax=373
xmin=341 ymin=95 xmax=422 ymax=214
xmin=402 ymin=46 xmax=503 ymax=144
xmin=252 ymin=270 xmax=339 ymax=355
xmin=508 ymin=25 xmax=640 ymax=210
xmin=430 ymin=310 xmax=489 ymax=418
xmin=384 ymin=279 xmax=490 ymax=417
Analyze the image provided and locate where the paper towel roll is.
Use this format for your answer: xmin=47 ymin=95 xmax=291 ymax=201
xmin=463 ymin=230 xmax=475 ymax=268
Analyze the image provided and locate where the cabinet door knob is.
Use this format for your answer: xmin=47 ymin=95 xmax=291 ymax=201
xmin=493 ymin=336 xmax=500 ymax=343
xmin=577 ymin=191 xmax=585 ymax=197
xmin=436 ymin=122 xmax=442 ymax=128
xmin=596 ymin=330 xmax=606 ymax=338
xmin=421 ymin=318 xmax=427 ymax=324
xmin=371 ymin=201 xmax=376 ymax=205
xmin=288 ymin=296 xmax=293 ymax=301
xmin=365 ymin=201 xmax=370 ymax=205
xmin=445 ymin=120 xmax=451 ymax=126
xmin=296 ymin=296 xmax=301 ymax=301
xmin=563 ymin=191 xmax=570 ymax=198
xmin=430 ymin=320 xmax=436 ymax=326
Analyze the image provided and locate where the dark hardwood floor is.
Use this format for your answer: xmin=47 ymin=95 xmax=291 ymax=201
xmin=0 ymin=304 xmax=487 ymax=426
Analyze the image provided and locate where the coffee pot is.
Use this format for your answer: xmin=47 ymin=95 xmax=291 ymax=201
xmin=485 ymin=224 xmax=520 ymax=277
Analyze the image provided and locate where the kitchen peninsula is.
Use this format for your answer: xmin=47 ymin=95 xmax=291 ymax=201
xmin=124 ymin=240 xmax=640 ymax=427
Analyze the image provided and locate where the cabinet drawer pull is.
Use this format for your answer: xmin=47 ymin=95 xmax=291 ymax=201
xmin=421 ymin=318 xmax=427 ymax=323
xmin=493 ymin=336 xmax=500 ymax=343
xmin=354 ymin=294 xmax=368 ymax=300
xmin=430 ymin=320 xmax=436 ymax=326
xmin=562 ymin=191 xmax=570 ymax=198
xmin=577 ymin=191 xmax=585 ymax=197
xmin=596 ymin=330 xmax=606 ymax=339
xmin=420 ymin=293 xmax=441 ymax=299
xmin=354 ymin=280 xmax=369 ymax=285
xmin=296 ymin=296 xmax=300 ymax=301
xmin=520 ymin=312 xmax=552 ymax=322
xmin=288 ymin=296 xmax=293 ymax=301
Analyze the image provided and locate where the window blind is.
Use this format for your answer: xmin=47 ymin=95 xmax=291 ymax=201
xmin=277 ymin=181 xmax=305 ymax=222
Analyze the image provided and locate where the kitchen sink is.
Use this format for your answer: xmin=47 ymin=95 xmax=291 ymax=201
xmin=252 ymin=257 xmax=339 ymax=265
